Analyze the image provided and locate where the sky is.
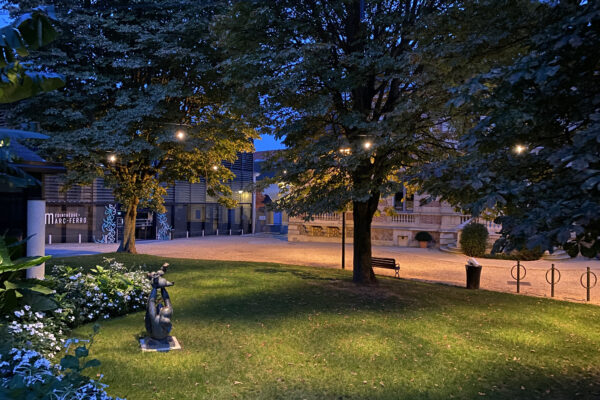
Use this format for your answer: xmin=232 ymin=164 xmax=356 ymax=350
xmin=255 ymin=134 xmax=286 ymax=151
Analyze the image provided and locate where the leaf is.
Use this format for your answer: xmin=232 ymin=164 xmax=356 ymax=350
xmin=75 ymin=346 xmax=89 ymax=358
xmin=4 ymin=280 xmax=55 ymax=295
xmin=60 ymin=355 xmax=80 ymax=371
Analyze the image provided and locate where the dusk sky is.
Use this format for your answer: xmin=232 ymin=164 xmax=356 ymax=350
xmin=255 ymin=134 xmax=286 ymax=151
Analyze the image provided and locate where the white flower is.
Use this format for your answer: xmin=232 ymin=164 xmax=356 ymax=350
xmin=24 ymin=305 xmax=31 ymax=311
xmin=14 ymin=310 xmax=24 ymax=318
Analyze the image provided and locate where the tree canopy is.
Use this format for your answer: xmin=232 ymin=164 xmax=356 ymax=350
xmin=0 ymin=7 xmax=64 ymax=104
xmin=419 ymin=1 xmax=600 ymax=256
xmin=5 ymin=0 xmax=257 ymax=253
xmin=0 ymin=7 xmax=63 ymax=190
xmin=215 ymin=0 xmax=538 ymax=282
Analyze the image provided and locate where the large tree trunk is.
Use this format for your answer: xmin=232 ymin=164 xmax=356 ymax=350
xmin=117 ymin=198 xmax=138 ymax=254
xmin=352 ymin=193 xmax=380 ymax=284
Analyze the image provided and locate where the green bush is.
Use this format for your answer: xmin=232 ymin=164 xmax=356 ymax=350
xmin=460 ymin=223 xmax=489 ymax=257
xmin=481 ymin=247 xmax=544 ymax=261
xmin=415 ymin=231 xmax=433 ymax=242
xmin=564 ymin=242 xmax=580 ymax=258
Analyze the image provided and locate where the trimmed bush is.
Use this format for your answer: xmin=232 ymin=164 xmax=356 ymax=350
xmin=564 ymin=242 xmax=580 ymax=258
xmin=460 ymin=223 xmax=489 ymax=257
xmin=415 ymin=231 xmax=433 ymax=242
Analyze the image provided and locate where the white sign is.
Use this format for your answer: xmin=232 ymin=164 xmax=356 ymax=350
xmin=45 ymin=212 xmax=88 ymax=225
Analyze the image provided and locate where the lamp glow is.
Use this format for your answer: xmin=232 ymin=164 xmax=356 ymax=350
xmin=363 ymin=141 xmax=372 ymax=149
xmin=339 ymin=147 xmax=351 ymax=155
xmin=175 ymin=130 xmax=185 ymax=140
xmin=212 ymin=165 xmax=218 ymax=171
xmin=514 ymin=144 xmax=526 ymax=154
xmin=108 ymin=154 xmax=117 ymax=163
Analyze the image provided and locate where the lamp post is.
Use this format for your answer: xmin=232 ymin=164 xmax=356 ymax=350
xmin=341 ymin=211 xmax=346 ymax=270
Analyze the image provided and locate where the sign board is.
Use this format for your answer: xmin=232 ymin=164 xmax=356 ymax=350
xmin=44 ymin=211 xmax=88 ymax=225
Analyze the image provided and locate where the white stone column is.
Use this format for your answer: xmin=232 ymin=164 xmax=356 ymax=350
xmin=26 ymin=199 xmax=46 ymax=280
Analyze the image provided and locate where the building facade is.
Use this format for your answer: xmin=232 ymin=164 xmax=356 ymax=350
xmin=42 ymin=153 xmax=254 ymax=243
xmin=287 ymin=193 xmax=502 ymax=249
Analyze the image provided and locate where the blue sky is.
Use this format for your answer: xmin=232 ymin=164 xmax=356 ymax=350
xmin=255 ymin=135 xmax=286 ymax=151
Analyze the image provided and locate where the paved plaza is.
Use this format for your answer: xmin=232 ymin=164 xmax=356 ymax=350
xmin=47 ymin=234 xmax=600 ymax=305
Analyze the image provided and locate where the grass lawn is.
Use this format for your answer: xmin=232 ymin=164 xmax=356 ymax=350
xmin=47 ymin=254 xmax=600 ymax=400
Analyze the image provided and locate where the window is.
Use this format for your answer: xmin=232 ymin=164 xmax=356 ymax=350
xmin=394 ymin=187 xmax=414 ymax=212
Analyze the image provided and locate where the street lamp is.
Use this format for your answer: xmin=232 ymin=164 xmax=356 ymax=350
xmin=514 ymin=144 xmax=527 ymax=154
xmin=175 ymin=130 xmax=185 ymax=140
xmin=108 ymin=154 xmax=117 ymax=163
xmin=212 ymin=165 xmax=218 ymax=171
xmin=363 ymin=141 xmax=372 ymax=150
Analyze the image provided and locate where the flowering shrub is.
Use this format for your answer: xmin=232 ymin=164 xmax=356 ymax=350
xmin=3 ymin=305 xmax=70 ymax=359
xmin=0 ymin=330 xmax=124 ymax=399
xmin=49 ymin=258 xmax=151 ymax=327
xmin=2 ymin=258 xmax=150 ymax=359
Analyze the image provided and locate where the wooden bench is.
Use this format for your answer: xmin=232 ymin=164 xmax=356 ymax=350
xmin=372 ymin=257 xmax=400 ymax=278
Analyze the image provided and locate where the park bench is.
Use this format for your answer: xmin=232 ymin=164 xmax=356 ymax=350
xmin=371 ymin=257 xmax=400 ymax=278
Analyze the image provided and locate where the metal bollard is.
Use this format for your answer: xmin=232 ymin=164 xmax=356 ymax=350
xmin=202 ymin=229 xmax=205 ymax=237
xmin=510 ymin=260 xmax=527 ymax=293
xmin=229 ymin=229 xmax=232 ymax=236
xmin=580 ymin=267 xmax=598 ymax=302
xmin=545 ymin=264 xmax=561 ymax=298
xmin=186 ymin=231 xmax=189 ymax=238
xmin=78 ymin=233 xmax=82 ymax=244
xmin=48 ymin=234 xmax=52 ymax=245
xmin=216 ymin=229 xmax=219 ymax=236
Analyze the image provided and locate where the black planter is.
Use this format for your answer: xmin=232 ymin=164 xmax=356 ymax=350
xmin=465 ymin=265 xmax=482 ymax=289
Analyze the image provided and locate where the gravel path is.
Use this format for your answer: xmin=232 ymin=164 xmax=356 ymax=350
xmin=47 ymin=234 xmax=600 ymax=305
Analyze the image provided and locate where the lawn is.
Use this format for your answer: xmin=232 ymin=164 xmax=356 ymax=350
xmin=47 ymin=254 xmax=600 ymax=400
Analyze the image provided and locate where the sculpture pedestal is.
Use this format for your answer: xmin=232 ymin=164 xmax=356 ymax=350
xmin=140 ymin=336 xmax=182 ymax=352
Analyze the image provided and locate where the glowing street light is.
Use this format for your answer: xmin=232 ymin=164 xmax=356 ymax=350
xmin=514 ymin=144 xmax=527 ymax=154
xmin=363 ymin=141 xmax=372 ymax=149
xmin=212 ymin=165 xmax=218 ymax=171
xmin=238 ymin=190 xmax=243 ymax=194
xmin=175 ymin=130 xmax=185 ymax=140
xmin=108 ymin=154 xmax=117 ymax=163
xmin=339 ymin=147 xmax=351 ymax=155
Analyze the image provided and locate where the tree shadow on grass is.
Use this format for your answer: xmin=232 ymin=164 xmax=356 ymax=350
xmin=254 ymin=267 xmax=343 ymax=281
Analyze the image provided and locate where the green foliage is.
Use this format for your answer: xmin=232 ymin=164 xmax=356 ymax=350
xmin=47 ymin=258 xmax=151 ymax=326
xmin=0 ymin=328 xmax=122 ymax=400
xmin=214 ymin=0 xmax=537 ymax=282
xmin=0 ymin=236 xmax=55 ymax=314
xmin=420 ymin=1 xmax=600 ymax=254
xmin=460 ymin=223 xmax=488 ymax=257
xmin=0 ymin=7 xmax=64 ymax=103
xmin=415 ymin=231 xmax=433 ymax=242
xmin=564 ymin=242 xmax=580 ymax=258
xmin=5 ymin=0 xmax=257 ymax=251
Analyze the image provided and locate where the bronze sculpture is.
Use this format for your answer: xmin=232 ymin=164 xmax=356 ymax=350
xmin=145 ymin=264 xmax=174 ymax=341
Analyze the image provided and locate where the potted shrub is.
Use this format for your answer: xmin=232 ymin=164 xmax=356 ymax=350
xmin=415 ymin=231 xmax=433 ymax=248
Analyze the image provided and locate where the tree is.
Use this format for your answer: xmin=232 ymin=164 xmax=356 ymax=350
xmin=0 ymin=8 xmax=63 ymax=189
xmin=0 ymin=7 xmax=63 ymax=104
xmin=419 ymin=1 xmax=600 ymax=255
xmin=215 ymin=0 xmax=535 ymax=283
xmin=5 ymin=0 xmax=256 ymax=253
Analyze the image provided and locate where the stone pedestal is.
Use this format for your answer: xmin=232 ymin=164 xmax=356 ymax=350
xmin=140 ymin=336 xmax=182 ymax=352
